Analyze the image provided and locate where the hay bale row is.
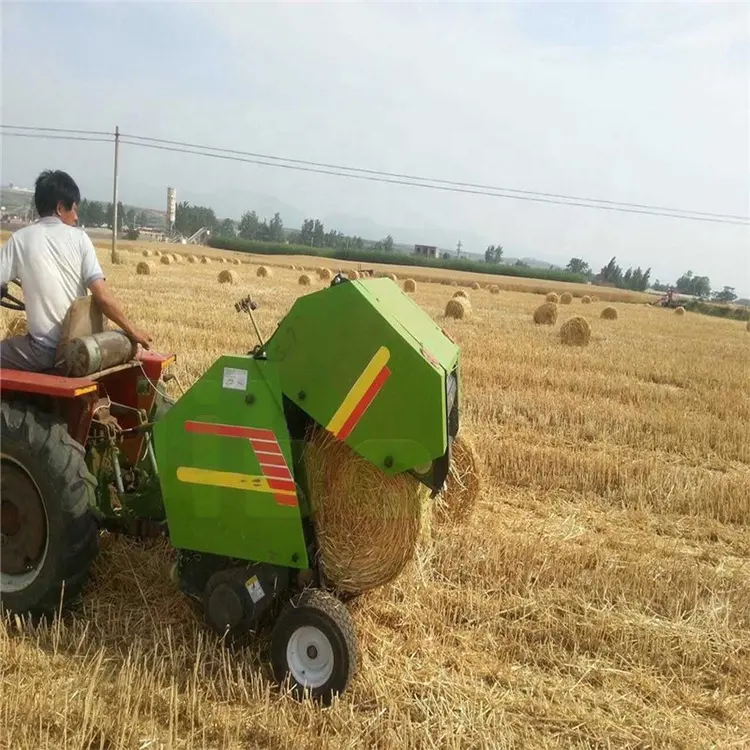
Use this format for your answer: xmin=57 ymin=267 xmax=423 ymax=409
xmin=533 ymin=302 xmax=558 ymax=325
xmin=445 ymin=297 xmax=470 ymax=320
xmin=560 ymin=316 xmax=591 ymax=346
xmin=347 ymin=270 xmax=359 ymax=280
xmin=187 ymin=255 xmax=197 ymax=263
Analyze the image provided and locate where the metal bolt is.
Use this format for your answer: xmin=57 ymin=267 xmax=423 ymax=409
xmin=245 ymin=393 xmax=255 ymax=405
xmin=384 ymin=456 xmax=393 ymax=468
xmin=298 ymin=390 xmax=306 ymax=401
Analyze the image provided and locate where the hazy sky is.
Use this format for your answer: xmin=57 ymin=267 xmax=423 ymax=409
xmin=2 ymin=2 xmax=748 ymax=292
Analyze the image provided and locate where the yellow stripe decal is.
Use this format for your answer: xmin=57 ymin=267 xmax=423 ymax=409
xmin=73 ymin=385 xmax=98 ymax=396
xmin=326 ymin=346 xmax=390 ymax=436
xmin=176 ymin=467 xmax=296 ymax=495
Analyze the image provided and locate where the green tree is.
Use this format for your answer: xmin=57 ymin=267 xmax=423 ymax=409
xmin=105 ymin=201 xmax=125 ymax=231
xmin=598 ymin=257 xmax=623 ymax=286
xmin=268 ymin=212 xmax=284 ymax=243
xmin=136 ymin=210 xmax=149 ymax=228
xmin=382 ymin=234 xmax=394 ymax=252
xmin=238 ymin=210 xmax=260 ymax=240
xmin=676 ymin=270 xmax=711 ymax=298
xmin=566 ymin=257 xmax=591 ymax=275
xmin=299 ymin=219 xmax=315 ymax=245
xmin=218 ymin=218 xmax=236 ymax=237
xmin=312 ymin=220 xmax=325 ymax=247
xmin=124 ymin=207 xmax=136 ymax=229
xmin=712 ymin=286 xmax=737 ymax=303
xmin=484 ymin=245 xmax=503 ymax=263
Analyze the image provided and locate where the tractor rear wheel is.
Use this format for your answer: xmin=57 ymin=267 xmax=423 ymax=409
xmin=271 ymin=589 xmax=358 ymax=704
xmin=0 ymin=402 xmax=99 ymax=618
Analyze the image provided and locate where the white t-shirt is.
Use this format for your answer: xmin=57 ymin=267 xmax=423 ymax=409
xmin=1 ymin=217 xmax=105 ymax=349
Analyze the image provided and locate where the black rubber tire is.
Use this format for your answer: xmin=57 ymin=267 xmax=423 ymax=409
xmin=0 ymin=401 xmax=99 ymax=618
xmin=271 ymin=588 xmax=358 ymax=704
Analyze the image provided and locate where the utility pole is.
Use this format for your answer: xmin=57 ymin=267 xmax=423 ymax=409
xmin=111 ymin=125 xmax=120 ymax=264
xmin=456 ymin=240 xmax=462 ymax=258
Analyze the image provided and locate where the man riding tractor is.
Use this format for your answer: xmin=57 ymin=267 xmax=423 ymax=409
xmin=1 ymin=170 xmax=151 ymax=371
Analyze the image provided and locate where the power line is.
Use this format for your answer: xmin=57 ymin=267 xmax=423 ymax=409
xmin=119 ymin=132 xmax=749 ymax=222
xmin=117 ymin=138 xmax=749 ymax=225
xmin=2 ymin=125 xmax=748 ymax=225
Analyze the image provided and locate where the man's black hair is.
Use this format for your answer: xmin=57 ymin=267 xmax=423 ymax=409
xmin=34 ymin=170 xmax=81 ymax=217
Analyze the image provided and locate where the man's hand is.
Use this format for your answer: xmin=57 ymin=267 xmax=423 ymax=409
xmin=128 ymin=327 xmax=152 ymax=350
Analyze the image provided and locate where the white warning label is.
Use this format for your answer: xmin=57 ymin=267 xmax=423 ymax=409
xmin=222 ymin=367 xmax=248 ymax=391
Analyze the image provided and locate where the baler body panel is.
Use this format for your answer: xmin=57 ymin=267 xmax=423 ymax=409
xmin=265 ymin=278 xmax=459 ymax=475
xmin=153 ymin=356 xmax=309 ymax=568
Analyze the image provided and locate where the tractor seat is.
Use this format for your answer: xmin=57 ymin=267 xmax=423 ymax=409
xmin=54 ymin=297 xmax=137 ymax=378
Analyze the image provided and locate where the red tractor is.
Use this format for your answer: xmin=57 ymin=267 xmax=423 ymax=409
xmin=1 ymin=281 xmax=174 ymax=616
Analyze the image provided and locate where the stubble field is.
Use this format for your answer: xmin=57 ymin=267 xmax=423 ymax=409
xmin=1 ymin=245 xmax=749 ymax=749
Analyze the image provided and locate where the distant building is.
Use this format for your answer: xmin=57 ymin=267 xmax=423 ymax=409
xmin=414 ymin=244 xmax=437 ymax=258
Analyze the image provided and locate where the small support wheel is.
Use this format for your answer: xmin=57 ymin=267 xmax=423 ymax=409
xmin=271 ymin=588 xmax=358 ymax=703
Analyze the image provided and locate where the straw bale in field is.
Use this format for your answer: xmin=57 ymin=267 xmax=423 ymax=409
xmin=675 ymin=306 xmax=685 ymax=316
xmin=142 ymin=249 xmax=151 ymax=257
xmin=388 ymin=274 xmax=398 ymax=282
xmin=560 ymin=316 xmax=592 ymax=346
xmin=200 ymin=256 xmax=211 ymax=264
xmin=591 ymin=295 xmax=599 ymax=302
xmin=303 ymin=428 xmax=424 ymax=595
xmin=160 ymin=255 xmax=172 ymax=265
xmin=470 ymin=281 xmax=480 ymax=290
xmin=444 ymin=298 xmax=470 ymax=320
xmin=154 ymin=251 xmax=162 ymax=258
xmin=435 ymin=434 xmax=481 ymax=526
xmin=186 ymin=255 xmax=197 ymax=263
xmin=581 ymin=295 xmax=592 ymax=304
xmin=298 ymin=274 xmax=312 ymax=286
xmin=135 ymin=262 xmax=152 ymax=276
xmin=3 ymin=315 xmax=27 ymax=338
xmin=231 ymin=258 xmax=241 ymax=265
xmin=453 ymin=289 xmax=469 ymax=300
xmin=404 ymin=279 xmax=417 ymax=293
xmin=171 ymin=254 xmax=180 ymax=262
xmin=533 ymin=302 xmax=558 ymax=325
xmin=560 ymin=292 xmax=573 ymax=304
xmin=601 ymin=306 xmax=618 ymax=320
xmin=546 ymin=292 xmax=559 ymax=303
xmin=347 ymin=270 xmax=359 ymax=280
xmin=489 ymin=284 xmax=500 ymax=294
xmin=317 ymin=267 xmax=332 ymax=281
xmin=217 ymin=270 xmax=234 ymax=284
xmin=257 ymin=265 xmax=272 ymax=278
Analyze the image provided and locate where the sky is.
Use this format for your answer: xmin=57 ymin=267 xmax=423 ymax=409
xmin=1 ymin=1 xmax=748 ymax=293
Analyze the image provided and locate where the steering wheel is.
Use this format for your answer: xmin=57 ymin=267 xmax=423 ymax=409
xmin=1 ymin=280 xmax=25 ymax=312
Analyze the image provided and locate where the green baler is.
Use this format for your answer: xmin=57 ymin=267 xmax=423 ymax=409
xmin=1 ymin=274 xmax=460 ymax=703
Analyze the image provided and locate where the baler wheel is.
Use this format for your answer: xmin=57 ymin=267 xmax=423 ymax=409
xmin=271 ymin=588 xmax=358 ymax=703
xmin=0 ymin=402 xmax=98 ymax=618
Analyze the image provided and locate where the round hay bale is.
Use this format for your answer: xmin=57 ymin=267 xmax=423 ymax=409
xmin=388 ymin=274 xmax=398 ymax=282
xmin=601 ymin=306 xmax=619 ymax=320
xmin=590 ymin=295 xmax=599 ymax=302
xmin=347 ymin=270 xmax=359 ymax=280
xmin=217 ymin=257 xmax=226 ymax=264
xmin=470 ymin=281 xmax=480 ymax=290
xmin=560 ymin=316 xmax=592 ymax=346
xmin=404 ymin=279 xmax=417 ymax=293
xmin=154 ymin=251 xmax=163 ymax=258
xmin=489 ymin=284 xmax=500 ymax=294
xmin=160 ymin=255 xmax=172 ymax=265
xmin=675 ymin=306 xmax=685 ymax=316
xmin=317 ymin=267 xmax=332 ymax=281
xmin=435 ymin=434 xmax=481 ymax=526
xmin=142 ymin=249 xmax=151 ymax=258
xmin=231 ymin=258 xmax=241 ymax=266
xmin=560 ymin=292 xmax=573 ymax=305
xmin=200 ymin=256 xmax=211 ymax=264
xmin=171 ymin=254 xmax=181 ymax=262
xmin=303 ymin=428 xmax=424 ymax=595
xmin=444 ymin=297 xmax=470 ymax=320
xmin=257 ymin=265 xmax=272 ymax=278
xmin=546 ymin=292 xmax=559 ymax=303
xmin=298 ymin=273 xmax=312 ymax=286
xmin=186 ymin=255 xmax=197 ymax=263
xmin=217 ymin=269 xmax=234 ymax=284
xmin=453 ymin=289 xmax=469 ymax=300
xmin=135 ymin=261 xmax=152 ymax=276
xmin=533 ymin=302 xmax=558 ymax=325
xmin=581 ymin=295 xmax=592 ymax=304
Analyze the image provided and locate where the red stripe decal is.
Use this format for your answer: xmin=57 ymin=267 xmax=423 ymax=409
xmin=185 ymin=421 xmax=275 ymax=442
xmin=255 ymin=452 xmax=287 ymax=467
xmin=261 ymin=464 xmax=293 ymax=479
xmin=337 ymin=366 xmax=391 ymax=441
xmin=268 ymin=477 xmax=296 ymax=492
xmin=274 ymin=494 xmax=298 ymax=507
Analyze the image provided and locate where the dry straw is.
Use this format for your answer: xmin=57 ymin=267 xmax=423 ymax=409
xmin=186 ymin=255 xmax=197 ymax=263
xmin=445 ymin=298 xmax=470 ymax=320
xmin=471 ymin=281 xmax=481 ymax=290
xmin=171 ymin=254 xmax=181 ymax=263
xmin=135 ymin=261 xmax=152 ymax=276
xmin=217 ymin=270 xmax=234 ymax=284
xmin=560 ymin=316 xmax=592 ymax=346
xmin=3 ymin=315 xmax=27 ymax=338
xmin=533 ymin=302 xmax=558 ymax=325
xmin=489 ymin=284 xmax=500 ymax=294
xmin=231 ymin=258 xmax=241 ymax=266
xmin=257 ymin=265 xmax=272 ymax=278
xmin=200 ymin=256 xmax=211 ymax=264
xmin=453 ymin=289 xmax=469 ymax=300
xmin=160 ymin=255 xmax=172 ymax=265
xmin=142 ymin=250 xmax=151 ymax=258
xmin=404 ymin=279 xmax=417 ymax=293
xmin=317 ymin=267 xmax=332 ymax=281
xmin=675 ymin=306 xmax=686 ymax=316
xmin=388 ymin=274 xmax=398 ymax=281
xmin=298 ymin=274 xmax=312 ymax=286
xmin=591 ymin=295 xmax=599 ymax=302
xmin=303 ymin=428 xmax=424 ymax=595
xmin=347 ymin=270 xmax=360 ymax=280
xmin=601 ymin=306 xmax=619 ymax=320
xmin=546 ymin=292 xmax=559 ymax=303
xmin=560 ymin=292 xmax=573 ymax=305
xmin=581 ymin=295 xmax=592 ymax=304
xmin=434 ymin=435 xmax=482 ymax=526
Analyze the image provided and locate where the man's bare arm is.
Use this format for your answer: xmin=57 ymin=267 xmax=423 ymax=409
xmin=88 ymin=279 xmax=152 ymax=349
